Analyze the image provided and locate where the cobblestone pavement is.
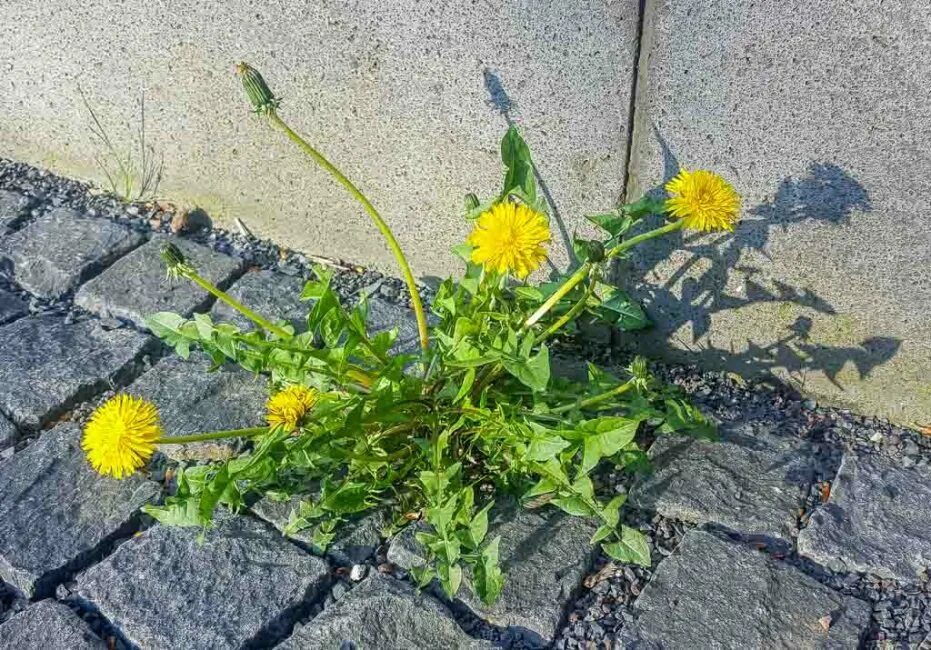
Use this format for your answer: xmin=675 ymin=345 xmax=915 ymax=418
xmin=0 ymin=160 xmax=929 ymax=649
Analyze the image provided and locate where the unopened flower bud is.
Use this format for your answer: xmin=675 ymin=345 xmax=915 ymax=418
xmin=236 ymin=62 xmax=280 ymax=115
xmin=160 ymin=242 xmax=194 ymax=280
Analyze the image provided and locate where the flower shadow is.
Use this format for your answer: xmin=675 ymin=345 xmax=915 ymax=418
xmin=619 ymin=126 xmax=899 ymax=389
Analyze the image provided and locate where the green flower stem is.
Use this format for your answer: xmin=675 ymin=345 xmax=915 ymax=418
xmin=535 ymin=278 xmax=596 ymax=344
xmin=549 ymin=380 xmax=634 ymax=415
xmin=265 ymin=111 xmax=430 ymax=353
xmin=606 ymin=219 xmax=684 ymax=259
xmin=524 ymin=262 xmax=592 ymax=328
xmin=185 ymin=271 xmax=293 ymax=340
xmin=156 ymin=426 xmax=268 ymax=445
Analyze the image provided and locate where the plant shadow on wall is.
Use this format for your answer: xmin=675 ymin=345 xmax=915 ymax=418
xmin=619 ymin=128 xmax=900 ymax=390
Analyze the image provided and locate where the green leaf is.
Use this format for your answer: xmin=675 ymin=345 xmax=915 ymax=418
xmin=622 ymin=196 xmax=667 ymax=219
xmin=580 ymin=417 xmax=641 ymax=474
xmin=466 ymin=500 xmax=493 ymax=549
xmin=586 ymin=211 xmax=634 ymax=237
xmin=572 ymin=238 xmax=605 ymax=264
xmin=439 ymin=561 xmax=463 ymax=598
xmin=143 ymin=499 xmax=206 ymax=527
xmin=596 ymin=288 xmax=650 ymax=331
xmin=502 ymin=343 xmax=550 ymax=392
xmin=526 ymin=430 xmax=571 ymax=462
xmin=551 ymin=495 xmax=595 ymax=517
xmin=660 ymin=398 xmax=717 ymax=439
xmin=603 ymin=526 xmax=651 ymax=567
xmin=474 ymin=536 xmax=505 ymax=605
xmin=500 ymin=126 xmax=536 ymax=203
xmin=322 ymin=481 xmax=372 ymax=515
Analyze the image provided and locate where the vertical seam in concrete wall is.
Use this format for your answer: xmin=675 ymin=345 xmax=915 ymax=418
xmin=620 ymin=0 xmax=649 ymax=202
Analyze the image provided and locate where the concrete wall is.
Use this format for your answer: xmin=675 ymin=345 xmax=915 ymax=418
xmin=1 ymin=0 xmax=928 ymax=423
xmin=0 ymin=0 xmax=639 ymax=278
xmin=625 ymin=0 xmax=931 ymax=424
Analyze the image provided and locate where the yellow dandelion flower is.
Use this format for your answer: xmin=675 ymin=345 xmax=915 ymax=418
xmin=266 ymin=385 xmax=319 ymax=431
xmin=468 ymin=202 xmax=550 ymax=279
xmin=83 ymin=395 xmax=162 ymax=479
xmin=665 ymin=169 xmax=741 ymax=232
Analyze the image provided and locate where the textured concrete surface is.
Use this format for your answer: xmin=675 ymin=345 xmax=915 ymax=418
xmin=798 ymin=453 xmax=931 ymax=581
xmin=75 ymin=236 xmax=244 ymax=329
xmin=625 ymin=0 xmax=931 ymax=423
xmin=0 ymin=424 xmax=158 ymax=597
xmin=0 ymin=0 xmax=639 ymax=279
xmin=629 ymin=530 xmax=870 ymax=648
xmin=73 ymin=511 xmax=330 ymax=649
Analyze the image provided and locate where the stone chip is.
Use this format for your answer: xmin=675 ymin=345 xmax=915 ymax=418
xmin=0 ymin=207 xmax=144 ymax=298
xmin=74 ymin=236 xmax=244 ymax=329
xmin=629 ymin=530 xmax=870 ymax=648
xmin=0 ymin=424 xmax=159 ymax=597
xmin=0 ymin=315 xmax=154 ymax=430
xmin=798 ymin=452 xmax=931 ymax=580
xmin=280 ymin=573 xmax=491 ymax=650
xmin=72 ymin=511 xmax=331 ymax=649
xmin=0 ymin=599 xmax=105 ymax=649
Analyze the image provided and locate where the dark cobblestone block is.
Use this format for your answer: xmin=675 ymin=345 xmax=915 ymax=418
xmin=0 ymin=599 xmax=105 ymax=649
xmin=628 ymin=530 xmax=870 ymax=648
xmin=0 ymin=288 xmax=28 ymax=325
xmin=0 ymin=315 xmax=154 ymax=430
xmin=0 ymin=190 xmax=35 ymax=233
xmin=631 ymin=421 xmax=817 ymax=543
xmin=212 ymin=269 xmax=308 ymax=332
xmin=73 ymin=511 xmax=330 ymax=649
xmin=366 ymin=295 xmax=430 ymax=355
xmin=74 ymin=236 xmax=244 ymax=329
xmin=798 ymin=453 xmax=931 ymax=580
xmin=251 ymin=495 xmax=386 ymax=565
xmin=0 ymin=207 xmax=144 ymax=298
xmin=0 ymin=424 xmax=159 ymax=597
xmin=0 ymin=414 xmax=16 ymax=452
xmin=126 ymin=355 xmax=267 ymax=461
xmin=281 ymin=574 xmax=491 ymax=650
xmin=388 ymin=501 xmax=596 ymax=645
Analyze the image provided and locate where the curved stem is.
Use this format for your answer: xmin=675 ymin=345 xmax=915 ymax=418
xmin=156 ymin=426 xmax=268 ymax=445
xmin=266 ymin=111 xmax=430 ymax=352
xmin=186 ymin=272 xmax=293 ymax=340
xmin=524 ymin=262 xmax=591 ymax=328
xmin=535 ymin=278 xmax=596 ymax=344
xmin=607 ymin=219 xmax=684 ymax=259
xmin=549 ymin=380 xmax=634 ymax=415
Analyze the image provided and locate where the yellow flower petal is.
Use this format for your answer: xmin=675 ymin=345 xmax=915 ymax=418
xmin=82 ymin=395 xmax=161 ymax=479
xmin=467 ymin=202 xmax=550 ymax=279
xmin=266 ymin=385 xmax=319 ymax=431
xmin=665 ymin=169 xmax=741 ymax=232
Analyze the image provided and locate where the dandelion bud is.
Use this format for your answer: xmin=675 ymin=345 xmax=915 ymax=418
xmin=463 ymin=193 xmax=480 ymax=212
xmin=236 ymin=62 xmax=280 ymax=115
xmin=160 ymin=242 xmax=194 ymax=280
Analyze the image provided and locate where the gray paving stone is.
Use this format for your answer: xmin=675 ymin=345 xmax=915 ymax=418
xmin=0 ymin=189 xmax=35 ymax=233
xmin=280 ymin=573 xmax=491 ymax=650
xmin=251 ymin=495 xmax=386 ymax=565
xmin=798 ymin=453 xmax=931 ymax=581
xmin=73 ymin=511 xmax=330 ymax=649
xmin=366 ymin=295 xmax=429 ymax=355
xmin=126 ymin=355 xmax=267 ymax=461
xmin=0 ymin=315 xmax=154 ymax=431
xmin=0 ymin=424 xmax=159 ymax=597
xmin=212 ymin=269 xmax=308 ymax=332
xmin=0 ymin=287 xmax=28 ymax=325
xmin=0 ymin=599 xmax=105 ymax=649
xmin=0 ymin=207 xmax=144 ymax=298
xmin=74 ymin=236 xmax=244 ymax=330
xmin=630 ymin=421 xmax=817 ymax=543
xmin=0 ymin=414 xmax=16 ymax=451
xmin=388 ymin=501 xmax=596 ymax=644
xmin=630 ymin=530 xmax=870 ymax=649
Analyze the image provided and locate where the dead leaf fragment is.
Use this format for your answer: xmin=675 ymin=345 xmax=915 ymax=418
xmin=818 ymin=614 xmax=832 ymax=632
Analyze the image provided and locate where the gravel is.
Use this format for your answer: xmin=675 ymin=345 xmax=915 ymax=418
xmin=1 ymin=157 xmax=928 ymax=648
